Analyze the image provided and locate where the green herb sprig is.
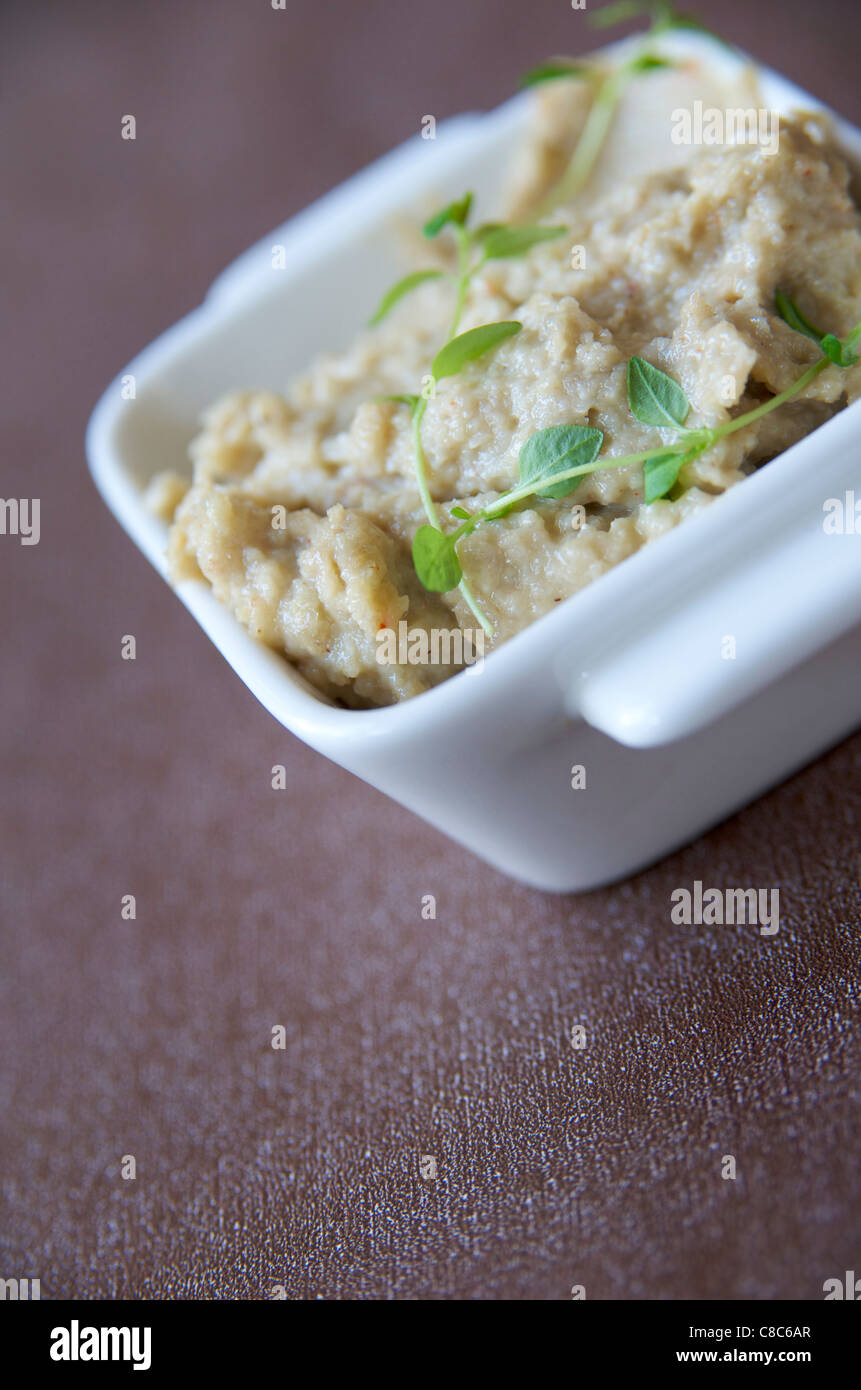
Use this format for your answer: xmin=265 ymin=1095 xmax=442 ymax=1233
xmin=590 ymin=0 xmax=731 ymax=46
xmin=369 ymin=194 xmax=567 ymax=633
xmin=410 ymin=294 xmax=861 ymax=593
xmin=629 ymin=292 xmax=861 ymax=498
xmin=522 ymin=2 xmax=732 ymax=215
xmin=774 ymin=289 xmax=861 ymax=367
xmin=631 ymin=293 xmax=861 ymax=494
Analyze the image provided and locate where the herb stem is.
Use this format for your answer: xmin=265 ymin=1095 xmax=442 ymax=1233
xmin=448 ymin=227 xmax=472 ymax=340
xmin=482 ymin=441 xmax=688 ymax=518
xmin=844 ymin=317 xmax=861 ymax=352
xmin=411 ymin=398 xmax=439 ymax=528
xmin=457 ymin=573 xmax=494 ymax=637
xmin=713 ymin=358 xmax=829 ymax=439
xmin=451 ymin=346 xmax=842 ymax=545
xmin=413 ymin=398 xmax=493 ymax=635
xmin=541 ymin=65 xmax=628 ymax=213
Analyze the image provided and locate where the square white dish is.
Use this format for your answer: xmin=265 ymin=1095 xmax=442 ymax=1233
xmin=87 ymin=33 xmax=861 ymax=891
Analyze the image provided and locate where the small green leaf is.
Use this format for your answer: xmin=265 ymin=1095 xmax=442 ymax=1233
xmin=432 ymin=321 xmax=522 ymax=381
xmin=588 ymin=0 xmax=732 ymax=46
xmin=369 ymin=270 xmax=444 ymax=326
xmin=845 ymin=319 xmax=861 ymax=354
xmin=626 ymin=52 xmax=676 ymax=73
xmin=470 ymin=222 xmax=506 ymax=246
xmin=450 ymin=505 xmax=472 ymax=520
xmin=412 ymin=526 xmax=462 ymax=592
xmin=518 ymin=424 xmax=604 ymax=500
xmin=643 ymin=450 xmax=687 ymax=503
xmin=821 ymin=334 xmax=860 ymax=368
xmin=481 ymin=225 xmax=568 ymax=260
xmin=775 ymin=293 xmax=860 ymax=366
xmin=422 ymin=193 xmax=474 ymax=239
xmin=774 ymin=289 xmax=825 ymax=346
xmin=372 ymin=393 xmax=420 ymax=409
xmin=588 ymin=0 xmax=647 ymax=28
xmin=519 ymin=59 xmax=592 ymax=88
xmin=627 ymin=357 xmax=690 ymax=429
xmin=653 ymin=11 xmax=737 ymax=49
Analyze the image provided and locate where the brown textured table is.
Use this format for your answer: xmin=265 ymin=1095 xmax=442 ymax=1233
xmin=2 ymin=0 xmax=860 ymax=1301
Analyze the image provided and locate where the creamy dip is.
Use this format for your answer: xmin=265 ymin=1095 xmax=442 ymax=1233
xmin=149 ymin=77 xmax=861 ymax=707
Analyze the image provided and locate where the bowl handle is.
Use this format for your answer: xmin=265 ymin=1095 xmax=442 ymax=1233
xmin=565 ymin=460 xmax=861 ymax=749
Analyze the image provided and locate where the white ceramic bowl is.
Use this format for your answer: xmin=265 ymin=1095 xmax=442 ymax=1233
xmin=87 ymin=34 xmax=861 ymax=891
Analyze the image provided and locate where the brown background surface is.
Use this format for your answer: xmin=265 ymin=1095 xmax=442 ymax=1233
xmin=2 ymin=0 xmax=860 ymax=1301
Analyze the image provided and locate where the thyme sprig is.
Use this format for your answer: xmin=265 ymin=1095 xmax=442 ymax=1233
xmin=410 ymin=295 xmax=861 ymax=595
xmin=369 ymin=194 xmax=567 ymax=633
xmin=523 ymin=2 xmax=732 ymax=215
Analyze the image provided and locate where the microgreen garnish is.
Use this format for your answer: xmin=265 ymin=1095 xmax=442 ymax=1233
xmin=370 ymin=195 xmax=568 ymax=629
xmin=423 ymin=194 xmax=474 ymax=238
xmin=532 ymin=50 xmax=674 ymax=214
xmin=519 ymin=60 xmax=592 ymax=89
xmin=518 ymin=425 xmax=605 ymax=499
xmin=775 ymin=289 xmax=861 ymax=367
xmin=649 ymin=1 xmax=734 ymax=46
xmin=590 ymin=0 xmax=730 ymax=46
xmin=372 ymin=392 xmax=421 ymax=408
xmin=479 ymin=225 xmax=569 ymax=259
xmin=624 ymin=357 xmax=697 ymax=499
xmin=412 ymin=303 xmax=861 ymax=592
xmin=412 ymin=425 xmax=609 ymax=592
xmin=643 ymin=449 xmax=690 ymax=503
xmin=626 ymin=53 xmax=675 ymax=72
xmin=627 ymin=355 xmax=691 ymax=429
xmin=369 ymin=271 xmax=445 ymax=327
xmin=412 ymin=525 xmax=463 ymax=592
xmin=431 ymin=321 xmax=523 ymax=380
xmin=623 ymin=299 xmax=861 ymax=503
xmin=470 ymin=222 xmax=506 ymax=244
xmin=524 ymin=2 xmax=735 ymax=215
xmin=588 ymin=0 xmax=646 ymax=26
xmin=399 ymin=275 xmax=861 ymax=606
xmin=774 ymin=288 xmax=825 ymax=346
xmin=820 ymin=335 xmax=859 ymax=367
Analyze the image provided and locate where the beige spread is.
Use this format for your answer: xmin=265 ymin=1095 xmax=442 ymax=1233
xmin=148 ymin=73 xmax=861 ymax=707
